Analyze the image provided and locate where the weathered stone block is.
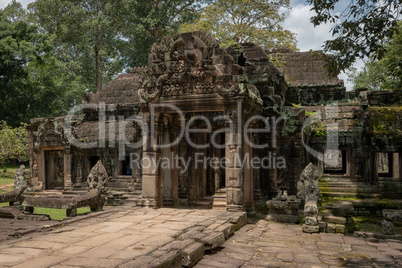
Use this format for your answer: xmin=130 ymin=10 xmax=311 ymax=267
xmin=214 ymin=223 xmax=235 ymax=239
xmin=304 ymin=200 xmax=318 ymax=217
xmin=225 ymin=168 xmax=243 ymax=188
xmin=382 ymin=209 xmax=402 ymax=222
xmin=335 ymin=224 xmax=345 ymax=234
xmin=226 ymin=188 xmax=243 ymax=207
xmin=193 ymin=232 xmax=225 ymax=251
xmin=302 ymin=224 xmax=319 ymax=233
xmin=148 ymin=249 xmax=181 ymax=268
xmin=181 ymin=241 xmax=204 ymax=267
xmin=324 ymin=215 xmax=346 ymax=225
xmin=318 ymin=221 xmax=327 ymax=232
xmin=266 ymin=214 xmax=300 ymax=223
xmin=305 ymin=216 xmax=318 ymax=226
xmin=229 ymin=212 xmax=247 ymax=230
xmin=142 ymin=175 xmax=158 ymax=198
xmin=382 ymin=219 xmax=395 ymax=235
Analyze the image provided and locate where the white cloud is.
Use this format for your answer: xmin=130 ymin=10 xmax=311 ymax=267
xmin=0 ymin=0 xmax=33 ymax=9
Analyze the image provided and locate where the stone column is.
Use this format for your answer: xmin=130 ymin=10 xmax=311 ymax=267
xmin=141 ymin=112 xmax=161 ymax=208
xmin=346 ymin=148 xmax=356 ymax=179
xmin=64 ymin=152 xmax=73 ymax=189
xmin=399 ymin=153 xmax=402 ymax=180
xmin=252 ymin=132 xmax=262 ymax=203
xmin=161 ymin=117 xmax=173 ymax=206
xmin=225 ymin=109 xmax=244 ymax=212
xmin=243 ymin=131 xmax=253 ymax=210
xmin=370 ymin=151 xmax=378 ymax=181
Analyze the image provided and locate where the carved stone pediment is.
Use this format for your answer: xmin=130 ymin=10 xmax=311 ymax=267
xmin=138 ymin=31 xmax=251 ymax=103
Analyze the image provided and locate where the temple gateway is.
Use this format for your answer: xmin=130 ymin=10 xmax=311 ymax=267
xmin=26 ymin=32 xmax=402 ymax=211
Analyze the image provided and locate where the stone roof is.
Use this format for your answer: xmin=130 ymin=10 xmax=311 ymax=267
xmin=86 ymin=67 xmax=144 ymax=105
xmin=270 ymin=51 xmax=343 ymax=87
xmin=73 ymin=120 xmax=138 ymax=143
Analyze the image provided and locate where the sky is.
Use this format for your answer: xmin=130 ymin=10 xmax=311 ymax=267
xmin=1 ymin=0 xmax=362 ymax=90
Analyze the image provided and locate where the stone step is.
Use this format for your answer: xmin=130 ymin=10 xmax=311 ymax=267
xmin=322 ymin=215 xmax=347 ymax=225
xmin=319 ymin=187 xmax=377 ymax=193
xmin=321 ymin=192 xmax=382 ymax=199
xmin=212 ymin=199 xmax=227 ymax=210
xmin=196 ymin=200 xmax=212 ymax=209
xmin=319 ymin=181 xmax=371 ymax=187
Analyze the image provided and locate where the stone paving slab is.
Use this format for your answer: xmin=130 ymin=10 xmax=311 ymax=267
xmin=1 ymin=207 xmax=402 ymax=267
xmin=194 ymin=220 xmax=402 ymax=268
xmin=0 ymin=207 xmax=246 ymax=267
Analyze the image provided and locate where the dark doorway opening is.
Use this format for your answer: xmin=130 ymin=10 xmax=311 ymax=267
xmin=324 ymin=150 xmax=346 ymax=174
xmin=45 ymin=151 xmax=64 ymax=189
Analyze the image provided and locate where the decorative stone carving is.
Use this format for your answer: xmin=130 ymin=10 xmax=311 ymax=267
xmin=266 ymin=190 xmax=301 ymax=223
xmin=297 ymin=163 xmax=320 ymax=203
xmin=297 ymin=163 xmax=321 ymax=233
xmin=14 ymin=165 xmax=27 ymax=195
xmin=382 ymin=219 xmax=394 ymax=235
xmin=87 ymin=160 xmax=108 ymax=193
xmin=137 ymin=31 xmax=261 ymax=104
xmin=0 ymin=165 xmax=26 ymax=205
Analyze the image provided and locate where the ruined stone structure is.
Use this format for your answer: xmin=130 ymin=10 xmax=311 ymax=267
xmin=26 ymin=32 xmax=402 ymax=212
xmin=23 ymin=160 xmax=108 ymax=217
xmin=0 ymin=165 xmax=26 ymax=205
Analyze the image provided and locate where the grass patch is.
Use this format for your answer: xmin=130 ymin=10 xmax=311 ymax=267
xmin=0 ymin=202 xmax=10 ymax=207
xmin=33 ymin=207 xmax=92 ymax=221
xmin=0 ymin=164 xmax=22 ymax=190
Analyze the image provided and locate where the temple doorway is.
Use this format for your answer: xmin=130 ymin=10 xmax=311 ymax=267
xmin=45 ymin=150 xmax=64 ymax=189
xmin=206 ymin=132 xmax=226 ymax=196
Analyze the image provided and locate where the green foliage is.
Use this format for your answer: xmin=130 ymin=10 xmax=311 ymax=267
xmin=180 ymin=0 xmax=297 ymax=51
xmin=348 ymin=22 xmax=402 ymax=91
xmin=28 ymin=0 xmax=128 ymax=92
xmin=0 ymin=4 xmax=86 ymax=126
xmin=0 ymin=122 xmax=28 ymax=169
xmin=308 ymin=0 xmax=401 ymax=76
xmin=119 ymin=0 xmax=203 ymax=67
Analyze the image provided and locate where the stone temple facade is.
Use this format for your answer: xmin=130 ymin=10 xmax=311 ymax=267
xmin=26 ymin=32 xmax=402 ymax=211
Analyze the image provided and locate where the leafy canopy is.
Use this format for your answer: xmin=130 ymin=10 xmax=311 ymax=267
xmin=308 ymin=0 xmax=401 ymax=76
xmin=180 ymin=0 xmax=297 ymax=50
xmin=0 ymin=121 xmax=28 ymax=168
xmin=0 ymin=3 xmax=86 ymax=126
xmin=119 ymin=0 xmax=203 ymax=67
xmin=348 ymin=21 xmax=402 ymax=90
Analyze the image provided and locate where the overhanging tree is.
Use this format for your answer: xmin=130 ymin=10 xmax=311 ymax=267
xmin=308 ymin=0 xmax=401 ymax=76
xmin=349 ymin=21 xmax=402 ymax=90
xmin=180 ymin=0 xmax=297 ymax=50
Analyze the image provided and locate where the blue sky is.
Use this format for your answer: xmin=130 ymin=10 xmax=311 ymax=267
xmin=1 ymin=0 xmax=361 ymax=89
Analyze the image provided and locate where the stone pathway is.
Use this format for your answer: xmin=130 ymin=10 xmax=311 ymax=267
xmin=0 ymin=207 xmax=246 ymax=267
xmin=1 ymin=207 xmax=401 ymax=267
xmin=195 ymin=220 xmax=402 ymax=267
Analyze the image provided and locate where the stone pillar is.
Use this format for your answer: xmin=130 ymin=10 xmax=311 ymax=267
xmin=391 ymin=153 xmax=398 ymax=179
xmin=225 ymin=109 xmax=243 ymax=212
xmin=141 ymin=112 xmax=161 ymax=208
xmin=252 ymin=132 xmax=262 ymax=203
xmin=161 ymin=119 xmax=173 ymax=206
xmin=369 ymin=151 xmax=378 ymax=181
xmin=243 ymin=131 xmax=253 ymax=210
xmin=346 ymin=148 xmax=356 ymax=179
xmin=64 ymin=152 xmax=73 ymax=189
xmin=399 ymin=153 xmax=402 ymax=180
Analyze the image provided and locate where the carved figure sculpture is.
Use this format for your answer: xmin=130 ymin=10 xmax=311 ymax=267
xmin=0 ymin=165 xmax=26 ymax=205
xmin=297 ymin=163 xmax=320 ymax=233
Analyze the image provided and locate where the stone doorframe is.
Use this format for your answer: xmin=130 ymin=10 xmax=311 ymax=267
xmin=35 ymin=146 xmax=72 ymax=190
xmin=140 ymin=96 xmax=262 ymax=211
